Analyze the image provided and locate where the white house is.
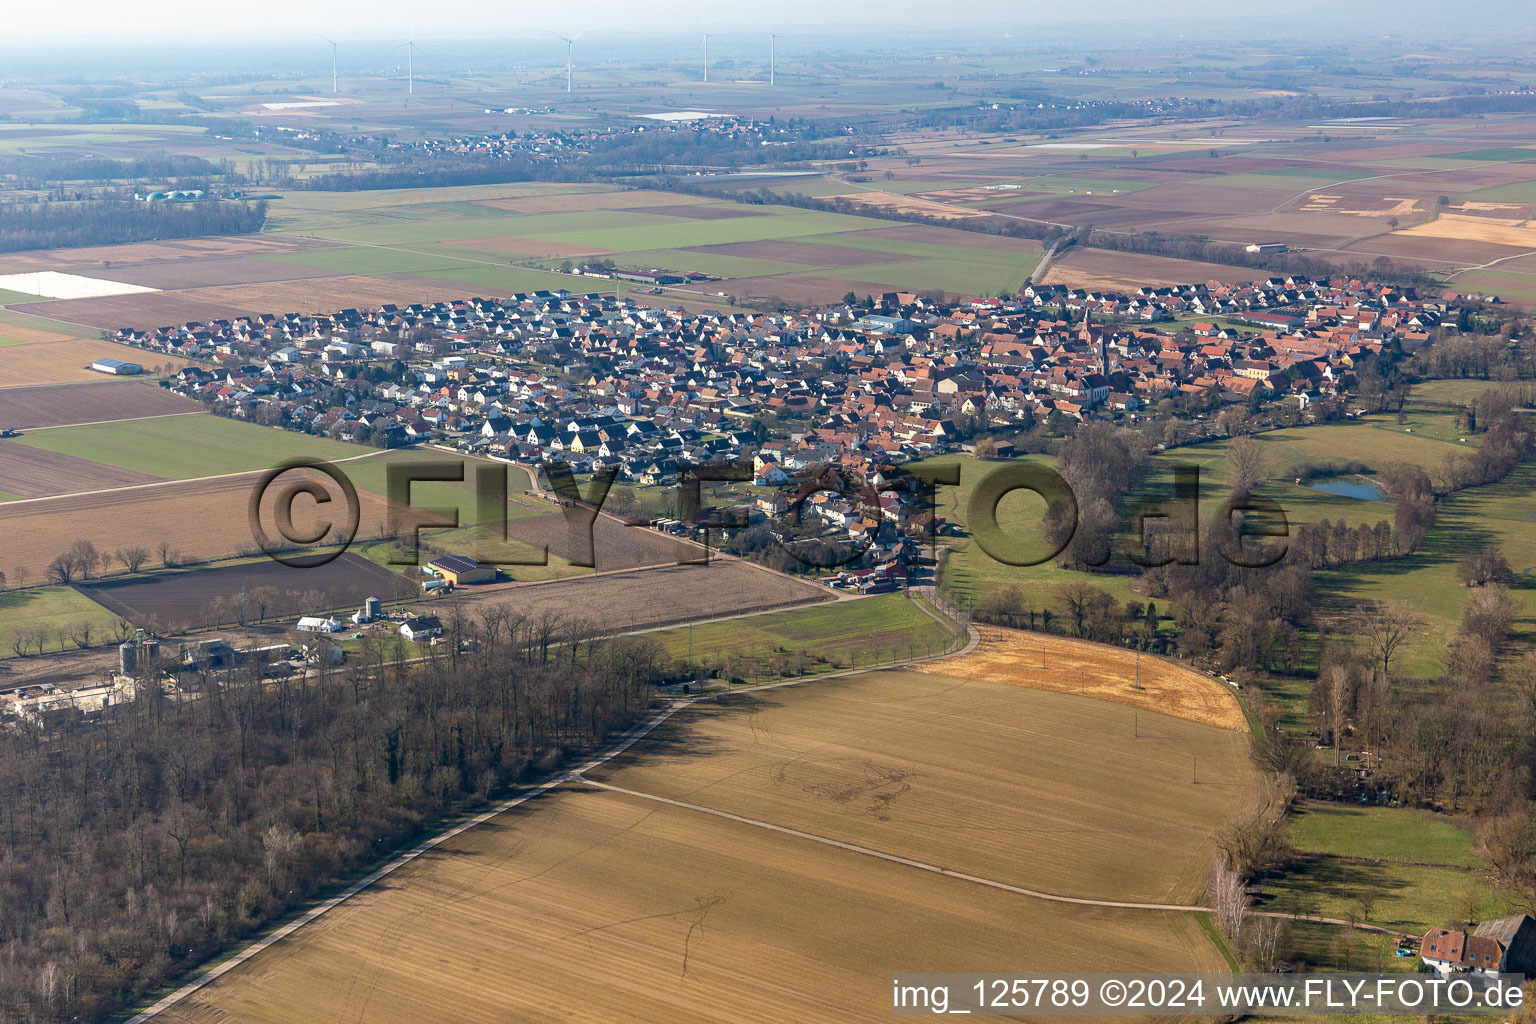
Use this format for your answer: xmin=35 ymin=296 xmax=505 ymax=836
xmin=400 ymin=616 xmax=444 ymax=642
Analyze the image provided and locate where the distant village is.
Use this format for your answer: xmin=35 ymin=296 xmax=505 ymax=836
xmin=113 ymin=274 xmax=1454 ymax=490
xmin=254 ymin=114 xmax=824 ymax=171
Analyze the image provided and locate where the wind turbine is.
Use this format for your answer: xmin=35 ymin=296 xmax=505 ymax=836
xmin=392 ymin=30 xmax=421 ymax=96
xmin=318 ymin=35 xmax=338 ymax=94
xmin=769 ymin=33 xmax=775 ymax=86
xmin=702 ymin=30 xmax=711 ymax=83
xmin=550 ymin=31 xmax=583 ymax=93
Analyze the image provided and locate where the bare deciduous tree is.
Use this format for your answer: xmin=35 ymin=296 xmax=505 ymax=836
xmin=1360 ymin=601 xmax=1417 ymax=679
xmin=1208 ymin=856 xmax=1249 ymax=943
xmin=1326 ymin=665 xmax=1355 ymax=764
xmin=117 ymin=546 xmax=150 ymax=574
xmin=1226 ymin=436 xmax=1268 ymax=493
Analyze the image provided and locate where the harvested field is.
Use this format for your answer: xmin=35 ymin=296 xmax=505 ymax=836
xmin=94 ymin=257 xmax=351 ymax=290
xmin=1043 ymin=247 xmax=1265 ymax=290
xmin=836 ymin=191 xmax=991 ymax=220
xmin=0 ymin=381 xmax=201 ymax=428
xmin=1445 ymin=200 xmax=1532 ymax=217
xmin=11 ymin=275 xmax=479 ymax=330
xmin=595 ymin=669 xmax=1260 ymax=901
xmin=502 ymin=513 xmax=700 ymax=571
xmin=472 ymin=190 xmax=710 ymax=214
xmin=78 ymin=552 xmax=410 ymax=627
xmin=914 ymin=625 xmax=1245 ymax=730
xmin=168 ymin=670 xmax=1251 ymax=1024
xmin=716 ymin=272 xmax=903 ymax=305
xmin=443 ymin=236 xmax=616 ymax=259
xmin=168 ymin=786 xmax=1224 ymax=1024
xmin=0 ymin=442 xmax=164 ymax=498
xmin=989 ymin=198 xmax=1203 ymax=229
xmin=1172 ymin=211 xmax=1390 ymax=246
xmin=1340 ymin=234 xmax=1525 ymax=267
xmin=845 ymin=223 xmax=1043 ymax=252
xmin=465 ymin=558 xmax=829 ymax=635
xmin=8 ymin=294 xmax=253 ymax=330
xmin=1398 ymin=213 xmax=1536 ymax=248
xmin=684 ymin=239 xmax=911 ymax=266
xmin=0 ymin=234 xmax=320 ymax=273
xmin=1296 ymin=193 xmax=1425 ymax=218
xmin=0 ymin=339 xmax=188 ymax=388
xmin=632 ymin=203 xmax=765 ymax=220
xmin=0 ymin=321 xmax=74 ymax=345
xmin=0 ymin=468 xmax=399 ymax=584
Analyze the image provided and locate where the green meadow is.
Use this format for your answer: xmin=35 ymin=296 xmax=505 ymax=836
xmin=646 ymin=591 xmax=958 ymax=678
xmin=922 ymin=408 xmax=1534 ymax=680
xmin=1267 ymin=802 xmax=1519 ymax=936
xmin=0 ymin=587 xmax=123 ymax=659
xmin=14 ymin=414 xmax=364 ymax=479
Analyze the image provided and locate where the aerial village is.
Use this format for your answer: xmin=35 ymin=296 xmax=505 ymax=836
xmin=114 ymin=274 xmax=1453 ymax=493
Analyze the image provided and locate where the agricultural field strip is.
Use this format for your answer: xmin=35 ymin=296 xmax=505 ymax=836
xmin=0 ymin=446 xmax=389 ymax=509
xmin=19 ymin=410 xmax=204 ymax=432
xmin=1443 ymin=245 xmax=1536 ymax=279
xmin=262 ymin=231 xmax=559 ymax=276
xmin=858 ymin=160 xmax=1536 ymax=268
xmin=571 ymin=776 xmax=1209 ymax=912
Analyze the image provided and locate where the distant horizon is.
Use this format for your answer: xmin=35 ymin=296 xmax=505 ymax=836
xmin=4 ymin=0 xmax=1533 ymax=48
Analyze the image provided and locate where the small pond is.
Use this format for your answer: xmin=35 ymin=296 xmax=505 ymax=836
xmin=1306 ymin=476 xmax=1387 ymax=501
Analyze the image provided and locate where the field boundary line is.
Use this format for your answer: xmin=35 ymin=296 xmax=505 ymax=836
xmin=572 ymin=777 xmax=1208 ymax=912
xmin=18 ymin=409 xmax=207 ymax=432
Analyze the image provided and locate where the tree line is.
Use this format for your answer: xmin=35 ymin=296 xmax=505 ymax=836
xmin=0 ymin=606 xmax=663 ymax=1023
xmin=0 ymin=199 xmax=266 ymax=254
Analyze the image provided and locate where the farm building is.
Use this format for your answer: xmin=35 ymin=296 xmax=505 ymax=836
xmin=428 ymin=555 xmax=496 ymax=585
xmin=1422 ymin=916 xmax=1536 ymax=976
xmin=91 ymin=358 xmax=143 ymax=376
xmin=400 ymin=616 xmax=443 ymax=642
xmin=1419 ymin=916 xmax=1536 ymax=975
xmin=1245 ymin=242 xmax=1288 ymax=254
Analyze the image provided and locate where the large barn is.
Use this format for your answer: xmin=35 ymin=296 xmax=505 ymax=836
xmin=91 ymin=357 xmax=143 ymax=375
xmin=427 ymin=555 xmax=495 ymax=585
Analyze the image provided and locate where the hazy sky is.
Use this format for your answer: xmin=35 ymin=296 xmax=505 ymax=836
xmin=4 ymin=0 xmax=1528 ymax=44
xmin=0 ymin=0 xmax=1396 ymax=40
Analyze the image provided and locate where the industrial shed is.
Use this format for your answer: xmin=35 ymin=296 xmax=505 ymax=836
xmin=91 ymin=358 xmax=144 ymax=376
